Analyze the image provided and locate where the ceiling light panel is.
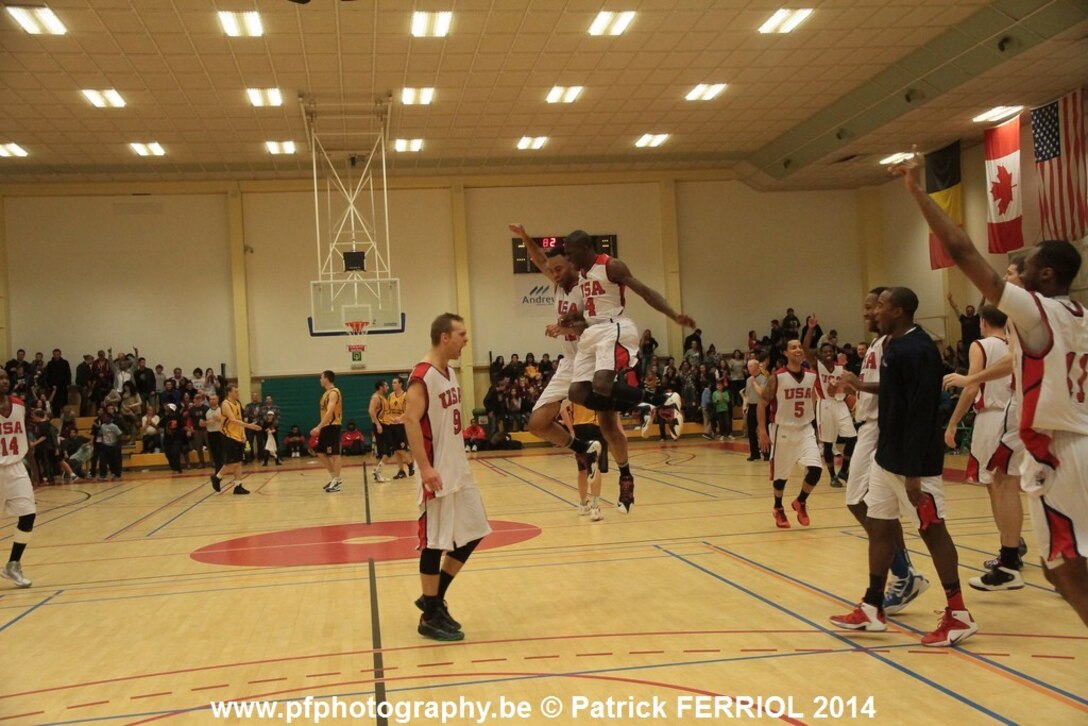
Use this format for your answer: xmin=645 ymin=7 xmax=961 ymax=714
xmin=972 ymin=105 xmax=1024 ymax=123
xmin=635 ymin=133 xmax=669 ymax=148
xmin=546 ymin=86 xmax=582 ymax=104
xmin=517 ymin=136 xmax=548 ymax=150
xmin=247 ymin=88 xmax=283 ymax=107
xmin=0 ymin=143 xmax=29 ymax=158
xmin=394 ymin=138 xmax=424 ymax=153
xmin=685 ymin=83 xmax=727 ymax=101
xmin=218 ymin=11 xmax=263 ymax=37
xmin=130 ymin=142 xmax=166 ymax=157
xmin=401 ymin=87 xmax=435 ymax=105
xmin=82 ymin=89 xmax=126 ymax=108
xmin=266 ymin=141 xmax=296 ymax=155
xmin=588 ymin=11 xmax=635 ymax=36
xmin=5 ymin=6 xmax=66 ymax=35
xmin=879 ymin=152 xmax=914 ymax=165
xmin=758 ymin=8 xmax=813 ymax=34
xmin=412 ymin=11 xmax=452 ymax=37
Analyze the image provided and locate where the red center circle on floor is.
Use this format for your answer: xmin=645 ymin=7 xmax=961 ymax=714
xmin=190 ymin=520 xmax=542 ymax=567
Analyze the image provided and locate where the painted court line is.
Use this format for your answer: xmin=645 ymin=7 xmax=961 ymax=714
xmin=656 ymin=544 xmax=1013 ymax=725
xmin=0 ymin=590 xmax=62 ymax=635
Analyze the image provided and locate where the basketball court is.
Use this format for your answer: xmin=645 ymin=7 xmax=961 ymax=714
xmin=2 ymin=442 xmax=1083 ymax=724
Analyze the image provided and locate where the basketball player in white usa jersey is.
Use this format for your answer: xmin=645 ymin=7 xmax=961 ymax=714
xmin=403 ymin=313 xmax=492 ymax=642
xmin=943 ymin=262 xmax=1030 ymax=591
xmin=756 ymin=338 xmax=822 ymax=529
xmin=801 ymin=316 xmax=857 ymax=487
xmin=0 ymin=370 xmax=34 ymax=588
xmin=509 ymin=224 xmax=603 ymax=480
xmin=895 ymin=152 xmax=1088 ymax=627
xmin=562 ymin=230 xmax=696 ymax=514
xmin=837 ymin=288 xmax=930 ymax=615
xmin=944 ymin=306 xmax=1011 ymax=485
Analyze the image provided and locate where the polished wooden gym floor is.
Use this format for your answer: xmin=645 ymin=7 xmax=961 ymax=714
xmin=2 ymin=441 xmax=1084 ymax=725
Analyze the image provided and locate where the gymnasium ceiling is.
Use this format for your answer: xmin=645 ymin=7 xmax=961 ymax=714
xmin=0 ymin=0 xmax=1086 ymax=189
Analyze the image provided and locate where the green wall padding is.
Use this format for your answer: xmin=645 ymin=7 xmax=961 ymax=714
xmin=260 ymin=371 xmax=411 ymax=434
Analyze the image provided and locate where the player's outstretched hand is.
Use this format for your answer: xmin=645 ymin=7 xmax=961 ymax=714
xmin=545 ymin=323 xmax=563 ymax=338
xmin=676 ymin=313 xmax=696 ymax=328
xmin=758 ymin=429 xmax=770 ymax=455
xmin=942 ymin=372 xmax=968 ymax=390
xmin=509 ymin=223 xmax=526 ymax=236
xmin=889 ymin=145 xmax=921 ymax=192
xmin=309 ymin=426 xmax=320 ymax=438
xmin=944 ymin=428 xmax=958 ymax=450
xmin=807 ymin=314 xmax=817 ymax=329
xmin=421 ymin=467 xmax=444 ymax=493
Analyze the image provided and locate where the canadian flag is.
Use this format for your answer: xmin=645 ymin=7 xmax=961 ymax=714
xmin=985 ymin=116 xmax=1024 ymax=253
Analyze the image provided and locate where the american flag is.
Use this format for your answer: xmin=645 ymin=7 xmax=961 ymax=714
xmin=1031 ymin=88 xmax=1087 ymax=242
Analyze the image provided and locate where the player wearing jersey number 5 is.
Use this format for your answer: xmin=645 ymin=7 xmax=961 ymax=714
xmin=403 ymin=313 xmax=492 ymax=642
xmin=562 ymin=231 xmax=695 ymax=513
xmin=893 ymin=149 xmax=1088 ymax=628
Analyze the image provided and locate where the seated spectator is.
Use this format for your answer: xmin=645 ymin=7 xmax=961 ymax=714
xmin=483 ymin=377 xmax=509 ymax=433
xmin=140 ymin=404 xmax=161 ymax=454
xmin=503 ymin=353 xmax=524 ymax=380
xmin=340 ymin=420 xmax=366 ymax=456
xmin=120 ymin=382 xmax=142 ymax=438
xmin=489 ymin=355 xmax=505 ymax=384
xmin=203 ymin=367 xmax=222 ymax=399
xmin=462 ymin=418 xmax=487 ymax=452
xmin=283 ymin=425 xmax=307 ymax=458
xmin=523 ymin=352 xmax=540 ymax=380
xmin=103 ymin=387 xmax=122 ymax=410
xmin=538 ymin=353 xmax=554 ymax=379
xmin=642 ymin=366 xmax=660 ymax=398
xmin=67 ymin=439 xmax=93 ymax=479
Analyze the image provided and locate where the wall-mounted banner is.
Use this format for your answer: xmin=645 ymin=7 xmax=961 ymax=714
xmin=514 ymin=280 xmax=556 ymax=317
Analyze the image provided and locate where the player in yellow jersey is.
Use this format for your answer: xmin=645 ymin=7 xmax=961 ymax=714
xmin=210 ymin=383 xmax=263 ymax=495
xmin=561 ymin=399 xmax=607 ymax=522
xmin=386 ymin=376 xmax=415 ymax=480
xmin=311 ymin=370 xmax=344 ymax=493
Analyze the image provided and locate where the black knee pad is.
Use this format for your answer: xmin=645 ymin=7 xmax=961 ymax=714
xmin=17 ymin=513 xmax=35 ymax=532
xmin=772 ymin=479 xmax=787 ymax=492
xmin=804 ymin=466 xmax=822 ymax=485
xmin=419 ymin=548 xmax=442 ymax=575
xmin=448 ymin=538 xmax=481 ymax=564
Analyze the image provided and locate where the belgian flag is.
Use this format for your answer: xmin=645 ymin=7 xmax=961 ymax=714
xmin=924 ymin=141 xmax=962 ymax=270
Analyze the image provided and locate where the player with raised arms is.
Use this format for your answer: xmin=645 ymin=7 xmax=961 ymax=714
xmin=894 ymin=151 xmax=1088 ymax=626
xmin=403 ymin=313 xmax=492 ymax=642
xmin=561 ymin=230 xmax=696 ymax=513
xmin=509 ymin=224 xmax=603 ymax=481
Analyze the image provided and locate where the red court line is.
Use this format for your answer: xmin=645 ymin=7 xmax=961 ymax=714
xmin=0 ymin=712 xmax=44 ymax=721
xmin=908 ymin=650 xmax=949 ymax=655
xmin=189 ymin=684 xmax=228 ymax=692
xmin=417 ymin=662 xmax=454 ymax=668
xmin=630 ymin=650 xmax=665 ymax=654
xmin=1032 ymin=654 xmax=1076 ymax=660
xmin=523 ymin=655 xmax=558 ymax=660
xmin=304 ymin=672 xmax=341 ymax=678
xmin=0 ymin=628 xmax=823 ymax=701
xmin=124 ymin=669 xmax=806 ymax=725
xmin=131 ymin=692 xmax=172 ymax=700
xmin=68 ymin=700 xmax=109 ymax=709
xmin=248 ymin=678 xmax=287 ymax=684
xmin=471 ymin=658 xmax=507 ymax=664
xmin=683 ymin=648 xmax=720 ymax=653
xmin=575 ymin=652 xmax=613 ymax=657
xmin=973 ymin=653 xmax=1010 ymax=657
xmin=741 ymin=648 xmax=778 ymax=653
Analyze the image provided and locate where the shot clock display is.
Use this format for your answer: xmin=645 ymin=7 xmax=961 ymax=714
xmin=511 ymin=234 xmax=617 ymax=274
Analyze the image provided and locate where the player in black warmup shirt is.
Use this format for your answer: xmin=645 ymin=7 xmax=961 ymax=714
xmin=832 ymin=287 xmax=978 ymax=647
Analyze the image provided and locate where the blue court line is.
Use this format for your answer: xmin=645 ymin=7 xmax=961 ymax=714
xmin=0 ymin=589 xmax=62 ymax=634
xmin=104 ymin=480 xmax=209 ymax=540
xmin=623 ymin=469 xmax=718 ymax=497
xmin=484 ymin=459 xmax=579 ymax=507
xmin=45 ymin=642 xmax=925 ymax=725
xmin=497 ymin=457 xmax=618 ymax=507
xmin=642 ymin=466 xmax=751 ymax=496
xmin=0 ymin=482 xmax=136 ymax=542
xmin=701 ymin=541 xmax=1088 ymax=709
xmin=144 ymin=490 xmax=219 ymax=538
xmin=658 ymin=544 xmax=1014 ymax=724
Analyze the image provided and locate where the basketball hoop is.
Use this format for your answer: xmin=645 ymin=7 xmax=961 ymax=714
xmin=345 ymin=320 xmax=369 ymax=369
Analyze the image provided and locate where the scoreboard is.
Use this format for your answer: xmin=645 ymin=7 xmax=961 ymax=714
xmin=511 ymin=234 xmax=617 ymax=274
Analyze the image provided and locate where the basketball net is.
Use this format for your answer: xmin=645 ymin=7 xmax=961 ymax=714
xmin=346 ymin=320 xmax=369 ymax=369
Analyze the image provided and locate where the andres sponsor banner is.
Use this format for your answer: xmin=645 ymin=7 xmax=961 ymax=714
xmin=514 ymin=281 xmax=555 ymax=317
